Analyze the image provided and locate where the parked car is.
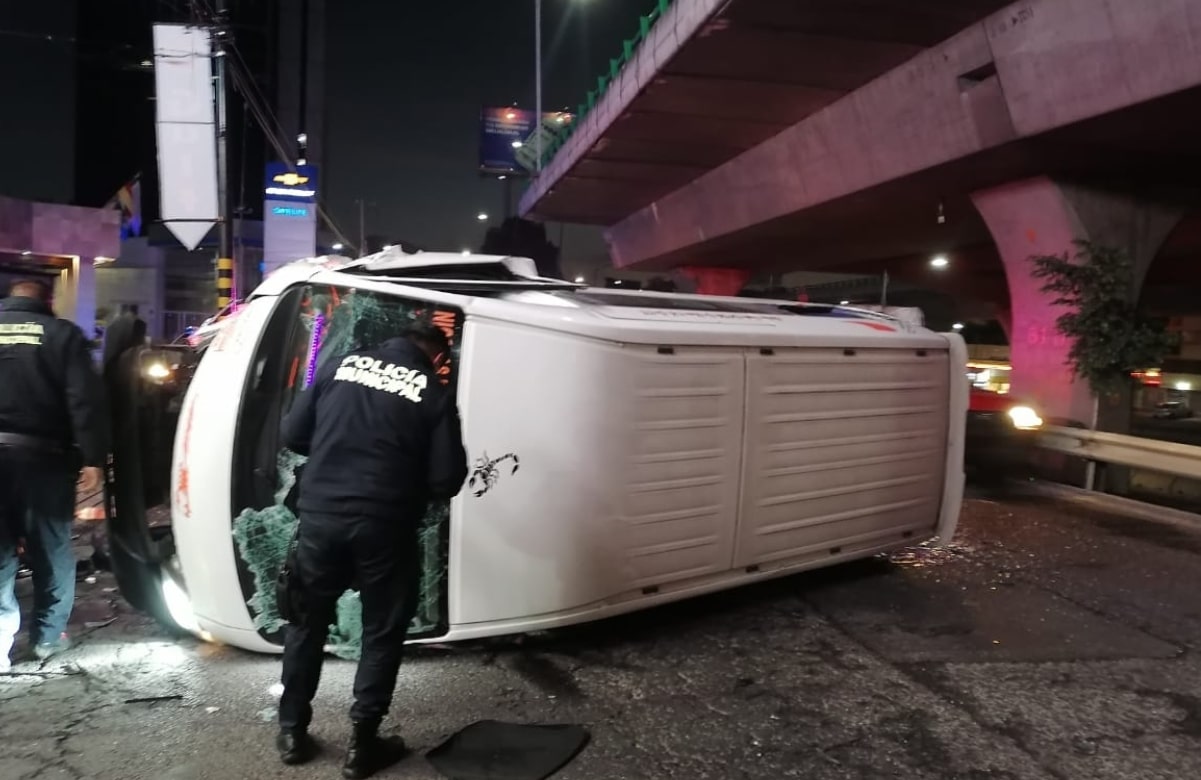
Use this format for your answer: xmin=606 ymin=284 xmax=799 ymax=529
xmin=1152 ymin=400 xmax=1193 ymax=420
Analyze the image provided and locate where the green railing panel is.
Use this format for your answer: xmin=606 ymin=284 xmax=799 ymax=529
xmin=540 ymin=0 xmax=676 ymax=169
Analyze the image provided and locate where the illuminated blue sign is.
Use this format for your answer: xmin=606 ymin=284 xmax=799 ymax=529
xmin=263 ymin=162 xmax=319 ymax=276
xmin=264 ymin=162 xmax=318 ymax=203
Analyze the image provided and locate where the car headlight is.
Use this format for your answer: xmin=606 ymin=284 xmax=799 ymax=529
xmin=144 ymin=361 xmax=171 ymax=381
xmin=161 ymin=573 xmax=199 ymax=633
xmin=1008 ymin=405 xmax=1043 ymax=430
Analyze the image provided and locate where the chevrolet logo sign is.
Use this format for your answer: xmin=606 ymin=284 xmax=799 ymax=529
xmin=272 ymin=172 xmax=310 ymax=186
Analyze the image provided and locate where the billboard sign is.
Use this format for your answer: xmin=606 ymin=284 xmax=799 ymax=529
xmin=479 ymin=108 xmax=574 ymax=175
xmin=264 ymin=162 xmax=318 ymax=202
xmin=479 ymin=107 xmax=535 ymax=174
xmin=513 ymin=111 xmax=574 ymax=171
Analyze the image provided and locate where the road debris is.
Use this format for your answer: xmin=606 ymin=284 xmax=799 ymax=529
xmin=124 ymin=694 xmax=184 ymax=705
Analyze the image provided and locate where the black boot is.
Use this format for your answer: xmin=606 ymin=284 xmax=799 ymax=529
xmin=342 ymin=720 xmax=408 ymax=779
xmin=276 ymin=728 xmax=317 ymax=765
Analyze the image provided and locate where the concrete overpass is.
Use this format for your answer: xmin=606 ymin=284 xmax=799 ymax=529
xmin=521 ymin=0 xmax=1201 ymax=427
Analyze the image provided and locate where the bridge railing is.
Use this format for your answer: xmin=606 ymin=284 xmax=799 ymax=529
xmin=540 ymin=0 xmax=674 ymax=168
xmin=1036 ymin=426 xmax=1201 ymax=481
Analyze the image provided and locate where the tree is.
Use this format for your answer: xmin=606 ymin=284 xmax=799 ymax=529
xmin=480 ymin=218 xmax=562 ymax=279
xmin=1029 ymin=240 xmax=1175 ymax=399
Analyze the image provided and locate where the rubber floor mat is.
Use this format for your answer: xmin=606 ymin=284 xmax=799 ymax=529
xmin=426 ymin=720 xmax=590 ymax=780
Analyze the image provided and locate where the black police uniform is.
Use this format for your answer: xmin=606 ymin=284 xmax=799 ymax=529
xmin=276 ymin=334 xmax=468 ymax=736
xmin=0 ymin=295 xmax=107 ymax=659
xmin=0 ymin=296 xmax=107 ymax=464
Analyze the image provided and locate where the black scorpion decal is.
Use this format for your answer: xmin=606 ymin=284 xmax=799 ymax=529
xmin=468 ymin=452 xmax=520 ymax=497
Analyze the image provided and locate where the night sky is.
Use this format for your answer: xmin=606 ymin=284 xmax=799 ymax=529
xmin=0 ymin=3 xmax=77 ymax=205
xmin=0 ymin=0 xmax=657 ymax=275
xmin=322 ymin=0 xmax=656 ymax=269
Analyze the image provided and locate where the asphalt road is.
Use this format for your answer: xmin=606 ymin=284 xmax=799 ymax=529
xmin=4 ymin=491 xmax=1201 ymax=780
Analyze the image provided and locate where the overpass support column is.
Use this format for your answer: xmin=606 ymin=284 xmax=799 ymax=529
xmin=675 ymin=267 xmax=750 ymax=297
xmin=971 ymin=177 xmax=1182 ymax=427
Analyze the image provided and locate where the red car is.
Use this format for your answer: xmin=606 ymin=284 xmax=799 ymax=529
xmin=965 ymin=385 xmax=1044 ymax=476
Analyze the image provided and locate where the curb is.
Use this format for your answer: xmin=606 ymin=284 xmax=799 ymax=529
xmin=1017 ymin=480 xmax=1201 ymax=531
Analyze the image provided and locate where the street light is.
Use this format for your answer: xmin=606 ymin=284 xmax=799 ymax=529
xmin=477 ymin=212 xmax=489 ymax=222
xmin=535 ymin=1 xmax=588 ymax=172
xmin=331 ymin=242 xmax=343 ymax=251
xmin=535 ymin=0 xmax=543 ymax=172
xmin=461 ymin=249 xmax=471 ymax=255
xmin=930 ymin=254 xmax=949 ymax=269
xmin=574 ymin=275 xmax=586 ymax=283
xmin=952 ymin=322 xmax=965 ymax=331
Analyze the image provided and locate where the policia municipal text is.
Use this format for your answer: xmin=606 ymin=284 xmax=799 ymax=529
xmin=275 ymin=320 xmax=468 ymax=778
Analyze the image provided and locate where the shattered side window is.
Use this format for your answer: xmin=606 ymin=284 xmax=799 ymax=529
xmin=231 ymin=285 xmax=464 ymax=658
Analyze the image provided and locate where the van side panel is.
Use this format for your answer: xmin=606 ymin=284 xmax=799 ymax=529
xmin=452 ymin=317 xmax=957 ymax=630
xmin=736 ymin=348 xmax=950 ymax=566
xmin=620 ymin=346 xmax=745 ymax=588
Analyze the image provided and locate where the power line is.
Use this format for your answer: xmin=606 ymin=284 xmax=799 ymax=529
xmin=222 ymin=55 xmax=355 ymax=252
xmin=0 ymin=27 xmax=163 ymax=71
xmin=191 ymin=0 xmax=356 ymax=252
xmin=0 ymin=27 xmax=76 ymax=44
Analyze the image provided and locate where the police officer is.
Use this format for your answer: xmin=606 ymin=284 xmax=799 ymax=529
xmin=276 ymin=319 xmax=468 ymax=779
xmin=0 ymin=278 xmax=107 ymax=672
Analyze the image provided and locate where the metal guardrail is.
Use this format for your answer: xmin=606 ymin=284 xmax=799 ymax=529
xmin=1037 ymin=425 xmax=1201 ymax=481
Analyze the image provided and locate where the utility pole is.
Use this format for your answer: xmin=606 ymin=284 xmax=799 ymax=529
xmin=535 ymin=0 xmax=543 ymax=173
xmin=357 ymin=199 xmax=366 ymax=256
xmin=213 ymin=0 xmax=234 ymax=311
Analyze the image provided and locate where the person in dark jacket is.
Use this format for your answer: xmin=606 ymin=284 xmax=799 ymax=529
xmin=0 ymin=278 xmax=108 ymax=671
xmin=275 ymin=318 xmax=468 ymax=779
